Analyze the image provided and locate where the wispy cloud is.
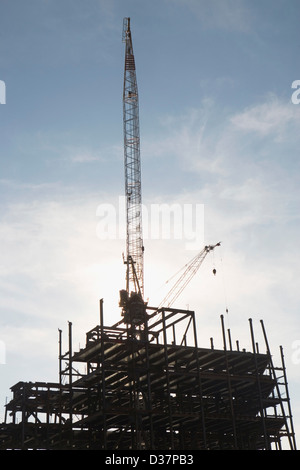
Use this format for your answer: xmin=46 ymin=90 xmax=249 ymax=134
xmin=143 ymin=101 xmax=227 ymax=176
xmin=166 ymin=0 xmax=254 ymax=33
xmin=142 ymin=94 xmax=300 ymax=307
xmin=230 ymin=95 xmax=300 ymax=139
xmin=68 ymin=149 xmax=102 ymax=163
xmin=146 ymin=94 xmax=300 ymax=184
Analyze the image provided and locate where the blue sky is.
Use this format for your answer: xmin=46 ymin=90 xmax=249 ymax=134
xmin=0 ymin=0 xmax=300 ymax=447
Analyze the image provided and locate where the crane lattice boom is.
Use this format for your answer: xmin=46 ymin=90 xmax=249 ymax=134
xmin=158 ymin=243 xmax=221 ymax=308
xmin=122 ymin=18 xmax=144 ymax=298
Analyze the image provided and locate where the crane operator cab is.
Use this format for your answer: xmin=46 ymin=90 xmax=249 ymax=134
xmin=119 ymin=289 xmax=147 ymax=325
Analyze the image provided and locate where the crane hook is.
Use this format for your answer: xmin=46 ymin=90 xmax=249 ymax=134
xmin=213 ymin=268 xmax=217 ymax=276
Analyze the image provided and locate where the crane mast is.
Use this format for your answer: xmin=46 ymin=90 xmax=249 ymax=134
xmin=122 ymin=17 xmax=144 ymax=299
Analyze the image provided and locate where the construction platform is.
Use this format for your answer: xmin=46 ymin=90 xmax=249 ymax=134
xmin=0 ymin=302 xmax=297 ymax=450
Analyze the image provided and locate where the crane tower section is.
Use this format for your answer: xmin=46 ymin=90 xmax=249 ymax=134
xmin=122 ymin=18 xmax=144 ymax=298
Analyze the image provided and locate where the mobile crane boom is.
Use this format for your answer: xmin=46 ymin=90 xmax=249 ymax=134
xmin=122 ymin=18 xmax=144 ymax=298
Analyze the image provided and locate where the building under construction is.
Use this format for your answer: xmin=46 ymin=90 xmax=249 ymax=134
xmin=0 ymin=19 xmax=297 ymax=451
xmin=0 ymin=302 xmax=297 ymax=450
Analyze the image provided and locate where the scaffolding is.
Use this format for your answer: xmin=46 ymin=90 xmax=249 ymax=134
xmin=0 ymin=302 xmax=296 ymax=450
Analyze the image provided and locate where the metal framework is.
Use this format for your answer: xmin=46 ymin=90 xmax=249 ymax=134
xmin=123 ymin=17 xmax=144 ymax=297
xmin=0 ymin=302 xmax=296 ymax=450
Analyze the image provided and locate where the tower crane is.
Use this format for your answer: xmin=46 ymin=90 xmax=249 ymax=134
xmin=119 ymin=18 xmax=145 ymax=324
